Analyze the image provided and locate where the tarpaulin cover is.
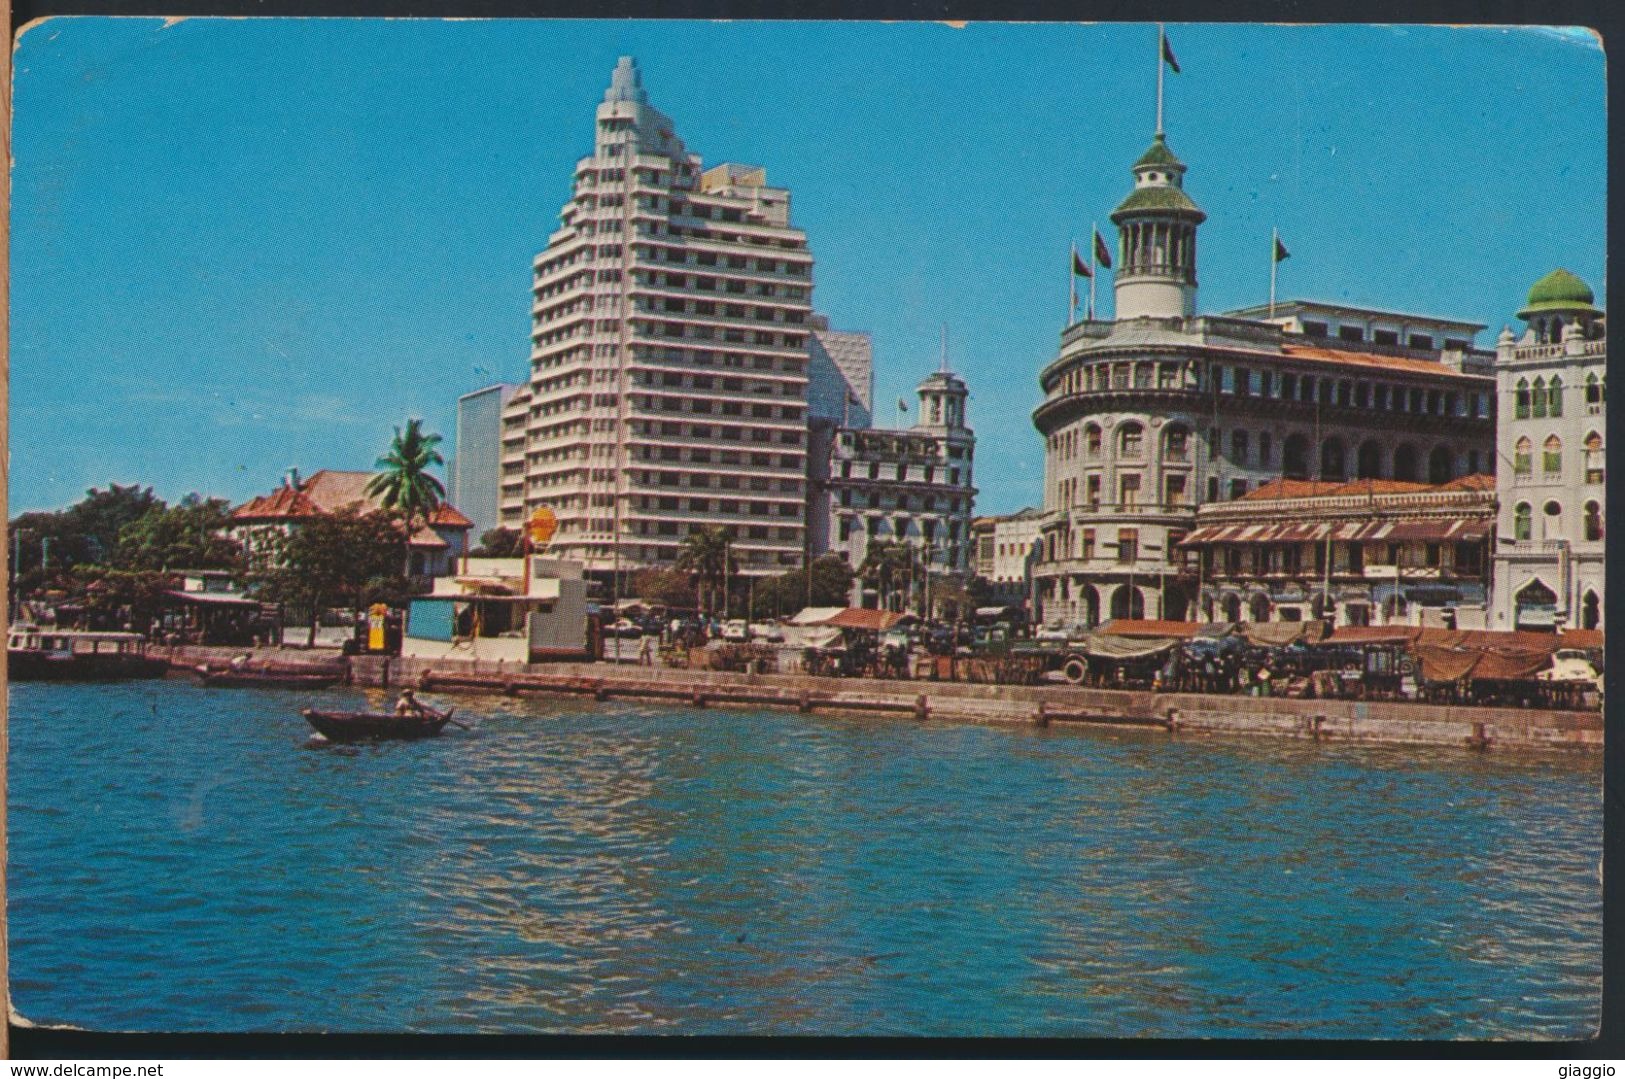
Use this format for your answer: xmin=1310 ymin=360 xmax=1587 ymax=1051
xmin=1097 ymin=619 xmax=1204 ymax=639
xmin=1414 ymin=645 xmax=1480 ymax=684
xmin=1243 ymin=621 xmax=1327 ymax=648
xmin=1471 ymin=649 xmax=1553 ymax=681
xmin=1084 ymin=634 xmax=1179 ymax=660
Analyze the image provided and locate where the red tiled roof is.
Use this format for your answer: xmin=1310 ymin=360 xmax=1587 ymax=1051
xmin=231 ymin=486 xmax=322 ymax=521
xmin=408 ymin=524 xmax=450 ymax=549
xmin=1240 ymin=474 xmax=1496 ymax=502
xmin=1279 ymin=344 xmax=1485 ymax=380
xmin=234 ymin=468 xmax=471 ymax=528
xmin=1097 ymin=619 xmax=1203 ymax=639
xmin=428 ymin=504 xmax=473 ymax=529
xmin=1560 ymin=628 xmax=1604 ymax=649
xmin=1321 ymin=625 xmax=1423 ymax=645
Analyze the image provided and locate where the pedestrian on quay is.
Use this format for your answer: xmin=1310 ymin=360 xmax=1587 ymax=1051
xmin=639 ymin=633 xmax=656 ymax=667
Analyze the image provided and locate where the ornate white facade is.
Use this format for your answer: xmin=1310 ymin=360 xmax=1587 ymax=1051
xmin=1489 ymin=270 xmax=1607 ymax=630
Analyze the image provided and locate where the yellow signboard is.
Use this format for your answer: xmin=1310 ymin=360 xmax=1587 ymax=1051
xmin=528 ymin=506 xmax=558 ymax=548
xmin=368 ymin=602 xmax=389 ymax=651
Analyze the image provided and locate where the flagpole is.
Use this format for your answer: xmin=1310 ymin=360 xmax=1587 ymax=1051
xmin=1089 ymin=221 xmax=1099 ymax=321
xmin=1069 ymin=239 xmax=1078 ymax=326
xmin=1156 ymin=23 xmax=1165 ymax=135
xmin=1269 ymin=227 xmax=1278 ymax=320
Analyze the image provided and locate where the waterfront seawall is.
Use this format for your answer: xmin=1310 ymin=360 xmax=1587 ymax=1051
xmin=163 ymin=645 xmax=1602 ymax=753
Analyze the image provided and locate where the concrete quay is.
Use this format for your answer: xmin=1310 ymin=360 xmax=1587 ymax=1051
xmin=162 ymin=645 xmax=1602 ymax=754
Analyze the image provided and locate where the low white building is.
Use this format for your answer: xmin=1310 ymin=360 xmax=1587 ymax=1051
xmin=403 ymin=556 xmax=591 ymax=663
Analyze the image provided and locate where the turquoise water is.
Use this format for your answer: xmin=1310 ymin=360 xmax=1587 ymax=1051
xmin=7 ymin=679 xmax=1603 ymax=1037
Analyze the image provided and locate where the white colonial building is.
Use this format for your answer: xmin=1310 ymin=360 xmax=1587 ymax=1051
xmin=1490 ymin=269 xmax=1606 ymax=631
xmin=1031 ymin=132 xmax=1497 ymax=630
xmin=811 ymin=365 xmax=977 ymax=580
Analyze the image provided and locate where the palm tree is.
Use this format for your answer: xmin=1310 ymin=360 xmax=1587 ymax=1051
xmin=365 ymin=418 xmax=446 ymax=576
xmin=676 ymin=526 xmax=733 ymax=620
xmin=860 ymin=540 xmax=916 ymax=612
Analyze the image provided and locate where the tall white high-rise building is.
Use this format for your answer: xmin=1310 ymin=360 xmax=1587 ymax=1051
xmin=499 ymin=57 xmax=816 ymax=580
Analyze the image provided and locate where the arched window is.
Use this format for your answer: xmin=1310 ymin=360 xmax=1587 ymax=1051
xmin=1393 ymin=443 xmax=1419 ymax=482
xmin=1320 ymin=437 xmax=1347 ymax=482
xmin=1586 ymin=372 xmax=1602 ymax=410
xmin=1356 ymin=440 xmax=1382 ymax=479
xmin=1428 ymin=445 xmax=1454 ymax=484
xmin=1117 ymin=422 xmax=1144 ymax=457
xmin=1531 ymin=376 xmax=1547 ymax=418
xmin=1513 ymin=436 xmax=1533 ymax=475
xmin=1162 ymin=425 xmax=1189 ymax=461
xmin=1085 ymin=423 xmax=1102 ymax=457
xmin=1584 ymin=431 xmax=1604 ymax=483
xmin=1223 ymin=594 xmax=1242 ymax=623
xmin=1543 ymin=435 xmax=1563 ymax=474
xmin=1514 ymin=502 xmax=1532 ymax=541
xmin=1515 ymin=378 xmax=1531 ymax=419
xmin=1548 ymin=375 xmax=1563 ymax=417
xmin=1282 ymin=433 xmax=1311 ymax=479
xmin=1582 ymin=591 xmax=1600 ymax=630
xmin=1543 ymin=499 xmax=1562 ymax=539
xmin=1248 ymin=593 xmax=1270 ymax=623
xmin=1083 ymin=586 xmax=1100 ymax=628
xmin=1584 ymin=500 xmax=1603 ymax=542
xmin=1110 ymin=585 xmax=1145 ymax=620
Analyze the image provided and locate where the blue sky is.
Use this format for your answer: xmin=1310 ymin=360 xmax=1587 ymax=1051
xmin=9 ymin=19 xmax=1605 ymax=517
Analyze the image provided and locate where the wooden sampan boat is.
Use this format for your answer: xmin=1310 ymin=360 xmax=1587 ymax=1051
xmin=301 ymin=705 xmax=457 ymax=743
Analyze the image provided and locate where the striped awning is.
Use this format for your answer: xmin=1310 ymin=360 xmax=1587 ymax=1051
xmin=1181 ymin=519 xmax=1489 ymax=546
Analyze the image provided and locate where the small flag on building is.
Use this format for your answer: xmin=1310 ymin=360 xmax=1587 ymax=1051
xmin=1274 ymin=236 xmax=1291 ymax=263
xmin=1072 ymin=249 xmax=1091 ymax=278
xmin=1161 ymin=29 xmax=1181 ymax=74
xmin=897 ymin=396 xmax=909 ymax=412
xmin=1094 ymin=228 xmax=1113 ymax=269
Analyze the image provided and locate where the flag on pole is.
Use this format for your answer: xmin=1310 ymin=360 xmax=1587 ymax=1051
xmin=1273 ymin=236 xmax=1291 ymax=263
xmin=1161 ymin=29 xmax=1181 ymax=74
xmin=1072 ymin=249 xmax=1092 ymax=278
xmin=897 ymin=397 xmax=908 ymax=412
xmin=1094 ymin=228 xmax=1113 ymax=269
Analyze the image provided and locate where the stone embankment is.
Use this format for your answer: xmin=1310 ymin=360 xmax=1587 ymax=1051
xmin=162 ymin=645 xmax=1602 ymax=753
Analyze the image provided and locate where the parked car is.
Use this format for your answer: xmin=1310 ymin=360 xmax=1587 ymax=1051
xmin=749 ymin=622 xmax=785 ymax=643
xmin=721 ymin=619 xmax=750 ymax=642
xmin=1034 ymin=624 xmax=1070 ymax=642
xmin=608 ymin=619 xmax=644 ymax=638
xmin=1540 ymin=648 xmax=1599 ymax=683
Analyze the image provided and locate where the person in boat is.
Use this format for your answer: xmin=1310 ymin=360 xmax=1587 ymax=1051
xmin=394 ymin=688 xmax=427 ymax=717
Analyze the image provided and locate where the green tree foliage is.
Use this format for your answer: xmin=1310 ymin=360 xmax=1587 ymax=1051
xmin=68 ymin=566 xmax=179 ymax=633
xmin=675 ymin=526 xmax=734 ymax=619
xmin=631 ymin=567 xmax=696 ymax=610
xmin=472 ymin=527 xmax=523 ymax=558
xmin=748 ymin=555 xmax=855 ymax=618
xmin=251 ymin=509 xmax=405 ymax=646
xmin=365 ymin=418 xmax=446 ymax=573
xmin=113 ymin=497 xmax=243 ymax=572
xmin=9 ymin=483 xmax=163 ymax=572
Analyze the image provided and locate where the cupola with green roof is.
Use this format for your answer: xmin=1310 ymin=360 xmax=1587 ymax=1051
xmin=1517 ymin=268 xmax=1601 ymax=344
xmin=1110 ymin=133 xmax=1207 ymax=320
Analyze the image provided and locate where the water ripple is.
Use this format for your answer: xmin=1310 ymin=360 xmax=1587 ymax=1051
xmin=7 ymin=681 xmax=1602 ymax=1037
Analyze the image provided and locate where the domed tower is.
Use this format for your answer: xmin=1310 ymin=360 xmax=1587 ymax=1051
xmin=1109 ymin=134 xmax=1207 ymax=320
xmin=916 ymin=368 xmax=969 ymax=433
xmin=1517 ymin=268 xmax=1602 ymax=344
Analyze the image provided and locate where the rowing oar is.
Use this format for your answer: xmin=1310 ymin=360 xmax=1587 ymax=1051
xmin=435 ymin=709 xmax=472 ymax=731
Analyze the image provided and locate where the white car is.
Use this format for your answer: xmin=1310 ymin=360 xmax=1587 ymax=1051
xmin=721 ymin=619 xmax=750 ymax=642
xmin=749 ymin=622 xmax=785 ymax=643
xmin=1539 ymin=648 xmax=1599 ymax=683
xmin=1035 ymin=625 xmax=1070 ymax=642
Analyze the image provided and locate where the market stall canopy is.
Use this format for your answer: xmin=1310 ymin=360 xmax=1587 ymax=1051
xmin=1097 ymin=619 xmax=1204 ymax=639
xmin=790 ymin=607 xmax=848 ymax=626
xmin=1083 ymin=633 xmax=1180 ymax=660
xmin=1243 ymin=621 xmax=1327 ymax=648
xmin=1318 ymin=625 xmax=1423 ymax=647
xmin=811 ymin=608 xmax=914 ymax=632
xmin=163 ymin=590 xmax=261 ymax=608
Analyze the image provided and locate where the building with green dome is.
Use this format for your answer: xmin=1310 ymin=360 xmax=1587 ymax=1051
xmin=1491 ymin=269 xmax=1606 ymax=631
